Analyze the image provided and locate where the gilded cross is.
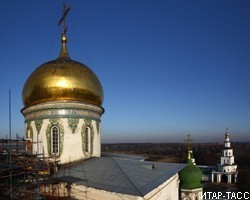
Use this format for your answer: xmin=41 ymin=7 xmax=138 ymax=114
xmin=58 ymin=3 xmax=72 ymax=35
xmin=184 ymin=134 xmax=193 ymax=152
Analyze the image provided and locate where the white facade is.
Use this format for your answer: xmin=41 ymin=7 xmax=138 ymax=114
xmin=180 ymin=188 xmax=203 ymax=200
xmin=22 ymin=101 xmax=104 ymax=164
xmin=220 ymin=137 xmax=235 ymax=167
xmin=144 ymin=173 xmax=180 ymax=200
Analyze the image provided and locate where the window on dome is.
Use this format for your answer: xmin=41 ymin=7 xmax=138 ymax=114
xmin=85 ymin=127 xmax=90 ymax=152
xmin=51 ymin=126 xmax=59 ymax=155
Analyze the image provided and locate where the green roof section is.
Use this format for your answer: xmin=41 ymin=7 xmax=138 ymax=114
xmin=179 ymin=159 xmax=202 ymax=189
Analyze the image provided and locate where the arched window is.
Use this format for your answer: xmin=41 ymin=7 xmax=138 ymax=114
xmin=85 ymin=127 xmax=90 ymax=152
xmin=51 ymin=126 xmax=59 ymax=155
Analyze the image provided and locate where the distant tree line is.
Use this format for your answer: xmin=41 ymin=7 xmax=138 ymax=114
xmin=102 ymin=142 xmax=250 ymax=166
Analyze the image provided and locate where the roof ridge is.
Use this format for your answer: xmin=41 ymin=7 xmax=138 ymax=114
xmin=112 ymin=158 xmax=144 ymax=197
xmin=139 ymin=163 xmax=186 ymax=190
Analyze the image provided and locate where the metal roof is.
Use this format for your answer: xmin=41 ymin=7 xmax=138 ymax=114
xmin=56 ymin=157 xmax=186 ymax=196
xmin=102 ymin=152 xmax=147 ymax=161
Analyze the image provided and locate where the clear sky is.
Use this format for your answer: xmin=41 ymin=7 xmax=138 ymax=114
xmin=0 ymin=0 xmax=250 ymax=143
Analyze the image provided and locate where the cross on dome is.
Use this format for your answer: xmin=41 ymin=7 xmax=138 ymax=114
xmin=184 ymin=134 xmax=193 ymax=159
xmin=58 ymin=3 xmax=72 ymax=36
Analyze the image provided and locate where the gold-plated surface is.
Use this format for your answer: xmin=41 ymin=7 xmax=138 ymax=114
xmin=58 ymin=35 xmax=70 ymax=58
xmin=22 ymin=36 xmax=103 ymax=108
xmin=225 ymin=128 xmax=229 ymax=138
xmin=187 ymin=150 xmax=191 ymax=160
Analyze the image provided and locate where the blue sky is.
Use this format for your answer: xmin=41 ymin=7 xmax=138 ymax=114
xmin=0 ymin=0 xmax=250 ymax=143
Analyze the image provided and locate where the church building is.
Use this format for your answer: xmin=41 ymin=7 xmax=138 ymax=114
xmin=211 ymin=130 xmax=238 ymax=184
xmin=20 ymin=4 xmax=204 ymax=199
xmin=21 ymin=6 xmax=104 ymax=164
xmin=179 ymin=151 xmax=203 ymax=200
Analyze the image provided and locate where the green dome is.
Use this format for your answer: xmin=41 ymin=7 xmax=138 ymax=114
xmin=179 ymin=159 xmax=202 ymax=189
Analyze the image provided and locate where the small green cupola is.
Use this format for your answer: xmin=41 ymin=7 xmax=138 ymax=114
xmin=179 ymin=151 xmax=203 ymax=189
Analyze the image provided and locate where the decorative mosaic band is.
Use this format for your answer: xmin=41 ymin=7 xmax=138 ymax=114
xmin=22 ymin=101 xmax=103 ymax=122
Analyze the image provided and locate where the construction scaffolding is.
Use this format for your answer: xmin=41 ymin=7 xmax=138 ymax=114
xmin=0 ymin=134 xmax=59 ymax=199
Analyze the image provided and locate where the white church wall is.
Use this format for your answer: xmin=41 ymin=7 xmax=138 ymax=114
xmin=221 ymin=165 xmax=237 ymax=173
xmin=48 ymin=174 xmax=180 ymax=200
xmin=91 ymin=120 xmax=101 ymax=157
xmin=230 ymin=156 xmax=234 ymax=164
xmin=23 ymin=101 xmax=103 ymax=164
xmin=60 ymin=118 xmax=84 ymax=163
xmin=56 ymin=118 xmax=101 ymax=164
xmin=221 ymin=156 xmax=235 ymax=165
xmin=30 ymin=121 xmax=37 ymax=153
xmin=224 ymin=149 xmax=233 ymax=156
xmin=225 ymin=142 xmax=230 ymax=148
xmin=25 ymin=117 xmax=102 ymax=164
xmin=180 ymin=188 xmax=203 ymax=200
xmin=39 ymin=119 xmax=50 ymax=156
xmin=28 ymin=120 xmax=50 ymax=155
xmin=74 ymin=185 xmax=143 ymax=200
xmin=144 ymin=173 xmax=180 ymax=200
xmin=54 ymin=182 xmax=143 ymax=200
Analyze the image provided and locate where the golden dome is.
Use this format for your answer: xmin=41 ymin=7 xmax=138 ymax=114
xmin=22 ymin=36 xmax=103 ymax=108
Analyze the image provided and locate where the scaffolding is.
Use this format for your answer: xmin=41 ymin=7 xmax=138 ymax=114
xmin=0 ymin=134 xmax=59 ymax=199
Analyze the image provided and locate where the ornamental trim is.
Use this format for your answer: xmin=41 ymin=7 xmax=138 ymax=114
xmin=81 ymin=119 xmax=94 ymax=155
xmin=68 ymin=118 xmax=79 ymax=134
xmin=45 ymin=119 xmax=64 ymax=157
xmin=35 ymin=120 xmax=43 ymax=134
